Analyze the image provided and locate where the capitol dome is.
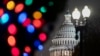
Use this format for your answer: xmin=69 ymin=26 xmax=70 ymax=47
xmin=49 ymin=10 xmax=80 ymax=56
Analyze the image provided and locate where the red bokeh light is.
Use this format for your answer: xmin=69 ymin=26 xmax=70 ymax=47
xmin=11 ymin=47 xmax=20 ymax=56
xmin=39 ymin=32 xmax=47 ymax=42
xmin=33 ymin=19 xmax=42 ymax=28
xmin=24 ymin=46 xmax=31 ymax=53
xmin=15 ymin=3 xmax=24 ymax=13
xmin=22 ymin=18 xmax=31 ymax=27
xmin=3 ymin=0 xmax=9 ymax=4
xmin=8 ymin=24 xmax=17 ymax=35
xmin=0 ymin=8 xmax=4 ymax=17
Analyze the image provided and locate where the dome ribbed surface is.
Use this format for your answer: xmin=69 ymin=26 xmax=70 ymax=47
xmin=49 ymin=11 xmax=80 ymax=52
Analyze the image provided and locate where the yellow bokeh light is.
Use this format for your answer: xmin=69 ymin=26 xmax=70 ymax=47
xmin=33 ymin=11 xmax=42 ymax=19
xmin=7 ymin=1 xmax=15 ymax=10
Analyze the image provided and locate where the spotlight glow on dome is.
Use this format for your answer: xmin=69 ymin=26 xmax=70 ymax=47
xmin=18 ymin=12 xmax=27 ymax=24
xmin=15 ymin=3 xmax=24 ymax=13
xmin=25 ymin=0 xmax=33 ymax=6
xmin=33 ymin=11 xmax=42 ymax=19
xmin=38 ymin=45 xmax=43 ymax=51
xmin=11 ymin=47 xmax=20 ymax=56
xmin=27 ymin=24 xmax=35 ymax=33
xmin=8 ymin=24 xmax=17 ymax=35
xmin=7 ymin=36 xmax=16 ymax=47
xmin=1 ymin=13 xmax=9 ymax=24
xmin=7 ymin=1 xmax=15 ymax=10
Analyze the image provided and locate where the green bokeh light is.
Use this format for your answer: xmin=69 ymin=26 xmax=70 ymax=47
xmin=40 ymin=6 xmax=47 ymax=13
xmin=48 ymin=1 xmax=54 ymax=6
xmin=25 ymin=0 xmax=33 ymax=6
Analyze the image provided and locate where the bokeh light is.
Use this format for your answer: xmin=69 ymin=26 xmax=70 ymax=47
xmin=33 ymin=11 xmax=42 ymax=19
xmin=27 ymin=24 xmax=35 ymax=33
xmin=24 ymin=46 xmax=31 ymax=53
xmin=8 ymin=24 xmax=17 ymax=35
xmin=18 ymin=12 xmax=27 ymax=24
xmin=7 ymin=1 xmax=15 ymax=10
xmin=39 ymin=32 xmax=47 ymax=42
xmin=11 ymin=47 xmax=20 ymax=56
xmin=23 ymin=52 xmax=28 ymax=56
xmin=48 ymin=1 xmax=54 ymax=6
xmin=22 ymin=18 xmax=31 ymax=27
xmin=38 ymin=45 xmax=43 ymax=51
xmin=33 ymin=19 xmax=42 ymax=28
xmin=7 ymin=36 xmax=16 ymax=47
xmin=34 ymin=40 xmax=41 ymax=47
xmin=40 ymin=6 xmax=47 ymax=13
xmin=1 ymin=13 xmax=9 ymax=24
xmin=0 ymin=8 xmax=4 ymax=17
xmin=0 ymin=0 xmax=52 ymax=54
xmin=3 ymin=0 xmax=9 ymax=4
xmin=15 ymin=3 xmax=24 ymax=13
xmin=25 ymin=0 xmax=33 ymax=6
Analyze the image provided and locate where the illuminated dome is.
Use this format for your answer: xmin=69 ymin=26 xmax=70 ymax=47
xmin=49 ymin=10 xmax=80 ymax=56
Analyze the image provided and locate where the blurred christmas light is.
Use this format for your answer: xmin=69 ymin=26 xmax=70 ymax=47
xmin=18 ymin=12 xmax=27 ymax=24
xmin=25 ymin=0 xmax=33 ymax=6
xmin=22 ymin=18 xmax=31 ymax=27
xmin=7 ymin=36 xmax=16 ymax=47
xmin=3 ymin=0 xmax=9 ymax=4
xmin=0 ymin=0 xmax=52 ymax=53
xmin=1 ymin=13 xmax=9 ymax=24
xmin=24 ymin=46 xmax=31 ymax=53
xmin=48 ymin=1 xmax=54 ymax=6
xmin=11 ymin=47 xmax=20 ymax=56
xmin=23 ymin=52 xmax=28 ymax=56
xmin=33 ymin=11 xmax=42 ymax=19
xmin=33 ymin=19 xmax=42 ymax=28
xmin=34 ymin=40 xmax=41 ymax=47
xmin=39 ymin=32 xmax=47 ymax=42
xmin=40 ymin=6 xmax=47 ymax=13
xmin=38 ymin=45 xmax=43 ymax=51
xmin=7 ymin=1 xmax=15 ymax=10
xmin=27 ymin=24 xmax=35 ymax=33
xmin=0 ymin=8 xmax=4 ymax=17
xmin=8 ymin=24 xmax=17 ymax=35
xmin=15 ymin=3 xmax=24 ymax=13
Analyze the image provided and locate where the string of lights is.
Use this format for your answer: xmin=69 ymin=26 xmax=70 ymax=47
xmin=0 ymin=0 xmax=54 ymax=56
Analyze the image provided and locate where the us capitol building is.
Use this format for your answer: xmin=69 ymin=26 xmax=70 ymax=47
xmin=49 ymin=10 xmax=80 ymax=56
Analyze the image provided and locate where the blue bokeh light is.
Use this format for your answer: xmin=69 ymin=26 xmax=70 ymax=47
xmin=18 ymin=12 xmax=27 ymax=24
xmin=1 ymin=13 xmax=9 ymax=24
xmin=34 ymin=40 xmax=41 ymax=47
xmin=38 ymin=45 xmax=43 ymax=51
xmin=23 ymin=53 xmax=28 ymax=56
xmin=27 ymin=24 xmax=35 ymax=33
